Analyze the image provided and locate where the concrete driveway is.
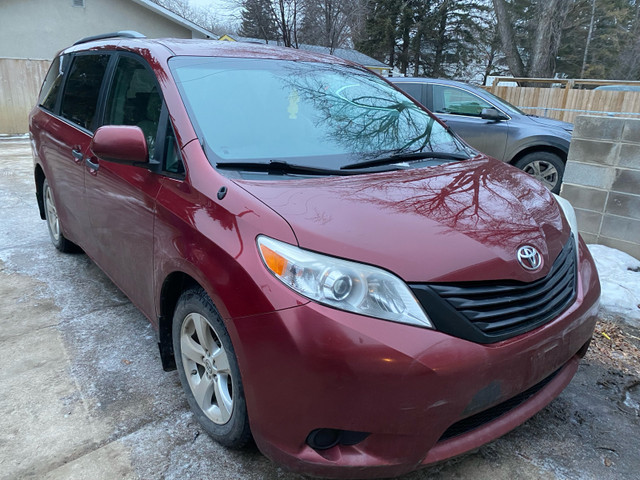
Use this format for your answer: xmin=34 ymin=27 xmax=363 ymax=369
xmin=1 ymin=136 xmax=638 ymax=480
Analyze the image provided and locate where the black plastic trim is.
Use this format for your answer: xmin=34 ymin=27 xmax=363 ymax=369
xmin=306 ymin=429 xmax=370 ymax=451
xmin=438 ymin=367 xmax=562 ymax=441
xmin=73 ymin=31 xmax=145 ymax=46
xmin=411 ymin=236 xmax=577 ymax=344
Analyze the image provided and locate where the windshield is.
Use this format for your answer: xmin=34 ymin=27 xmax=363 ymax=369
xmin=170 ymin=57 xmax=469 ymax=169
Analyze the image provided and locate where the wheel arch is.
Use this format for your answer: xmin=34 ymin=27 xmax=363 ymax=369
xmin=508 ymin=144 xmax=567 ymax=166
xmin=34 ymin=164 xmax=46 ymax=220
xmin=157 ymin=271 xmax=201 ymax=371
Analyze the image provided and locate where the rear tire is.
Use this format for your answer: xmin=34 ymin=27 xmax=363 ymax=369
xmin=172 ymin=287 xmax=251 ymax=448
xmin=42 ymin=178 xmax=80 ymax=253
xmin=514 ymin=152 xmax=565 ymax=194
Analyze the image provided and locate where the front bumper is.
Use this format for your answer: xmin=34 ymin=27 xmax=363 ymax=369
xmin=230 ymin=240 xmax=600 ymax=478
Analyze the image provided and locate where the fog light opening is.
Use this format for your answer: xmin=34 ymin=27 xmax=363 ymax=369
xmin=306 ymin=428 xmax=370 ymax=451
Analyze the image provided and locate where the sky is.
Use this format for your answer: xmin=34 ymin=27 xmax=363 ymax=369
xmin=188 ymin=0 xmax=235 ymax=14
xmin=188 ymin=0 xmax=224 ymax=7
xmin=188 ymin=0 xmax=240 ymax=28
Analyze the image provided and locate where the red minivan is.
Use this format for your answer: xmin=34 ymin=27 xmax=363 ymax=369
xmin=30 ymin=32 xmax=600 ymax=478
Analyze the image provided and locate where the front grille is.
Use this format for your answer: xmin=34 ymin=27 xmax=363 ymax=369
xmin=432 ymin=238 xmax=576 ymax=333
xmin=411 ymin=236 xmax=577 ymax=343
xmin=438 ymin=367 xmax=561 ymax=442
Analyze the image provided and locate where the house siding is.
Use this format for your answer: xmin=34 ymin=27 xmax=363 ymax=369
xmin=0 ymin=0 xmax=197 ymax=60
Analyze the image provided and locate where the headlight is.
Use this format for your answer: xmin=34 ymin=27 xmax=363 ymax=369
xmin=553 ymin=194 xmax=579 ymax=251
xmin=257 ymin=236 xmax=432 ymax=328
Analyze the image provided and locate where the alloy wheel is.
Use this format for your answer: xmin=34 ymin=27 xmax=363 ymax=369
xmin=180 ymin=313 xmax=234 ymax=424
xmin=522 ymin=160 xmax=559 ymax=191
xmin=44 ymin=184 xmax=60 ymax=241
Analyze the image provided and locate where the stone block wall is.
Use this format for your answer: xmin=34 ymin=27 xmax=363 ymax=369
xmin=561 ymin=115 xmax=640 ymax=259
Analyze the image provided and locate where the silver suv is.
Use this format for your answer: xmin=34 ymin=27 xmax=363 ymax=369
xmin=391 ymin=78 xmax=573 ymax=193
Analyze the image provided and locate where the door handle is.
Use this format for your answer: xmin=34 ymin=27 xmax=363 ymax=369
xmin=71 ymin=149 xmax=84 ymax=162
xmin=85 ymin=157 xmax=99 ymax=171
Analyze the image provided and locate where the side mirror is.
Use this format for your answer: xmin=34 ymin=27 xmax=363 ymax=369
xmin=90 ymin=125 xmax=148 ymax=165
xmin=481 ymin=107 xmax=509 ymax=122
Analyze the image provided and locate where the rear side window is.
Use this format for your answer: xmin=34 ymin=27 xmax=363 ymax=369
xmin=39 ymin=55 xmax=68 ymax=112
xmin=397 ymin=83 xmax=425 ymax=105
xmin=60 ymin=54 xmax=110 ymax=130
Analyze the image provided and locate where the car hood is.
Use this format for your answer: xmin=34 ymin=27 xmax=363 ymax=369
xmin=233 ymin=157 xmax=570 ymax=283
xmin=525 ymin=115 xmax=573 ymax=132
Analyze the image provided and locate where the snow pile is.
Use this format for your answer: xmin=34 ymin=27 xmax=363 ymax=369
xmin=588 ymin=244 xmax=640 ymax=326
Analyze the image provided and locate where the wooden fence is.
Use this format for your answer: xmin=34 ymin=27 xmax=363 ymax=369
xmin=487 ymin=77 xmax=640 ymax=124
xmin=0 ymin=58 xmax=51 ymax=135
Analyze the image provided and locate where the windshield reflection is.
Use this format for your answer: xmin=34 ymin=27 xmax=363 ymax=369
xmin=280 ymin=64 xmax=445 ymax=156
xmin=170 ymin=57 xmax=468 ymax=168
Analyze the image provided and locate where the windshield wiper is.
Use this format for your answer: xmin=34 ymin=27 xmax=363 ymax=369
xmin=340 ymin=151 xmax=470 ymax=170
xmin=216 ymin=160 xmax=395 ymax=176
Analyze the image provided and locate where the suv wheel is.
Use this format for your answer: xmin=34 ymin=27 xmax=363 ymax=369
xmin=172 ymin=287 xmax=251 ymax=448
xmin=515 ymin=152 xmax=565 ymax=194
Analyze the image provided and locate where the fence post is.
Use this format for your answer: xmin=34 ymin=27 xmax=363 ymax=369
xmin=562 ymin=80 xmax=574 ymax=112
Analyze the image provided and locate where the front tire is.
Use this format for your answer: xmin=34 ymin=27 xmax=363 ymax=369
xmin=42 ymin=178 xmax=79 ymax=253
xmin=514 ymin=152 xmax=565 ymax=194
xmin=172 ymin=287 xmax=251 ymax=448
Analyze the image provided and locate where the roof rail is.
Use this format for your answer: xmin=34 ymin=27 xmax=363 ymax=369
xmin=73 ymin=31 xmax=146 ymax=46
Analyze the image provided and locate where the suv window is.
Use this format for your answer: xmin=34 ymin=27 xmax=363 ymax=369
xmin=104 ymin=56 xmax=162 ymax=158
xmin=59 ymin=54 xmax=110 ymax=130
xmin=432 ymin=85 xmax=492 ymax=117
xmin=397 ymin=83 xmax=424 ymax=104
xmin=39 ymin=55 xmax=69 ymax=112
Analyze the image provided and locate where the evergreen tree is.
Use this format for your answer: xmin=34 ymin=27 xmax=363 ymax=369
xmin=493 ymin=0 xmax=640 ymax=80
xmin=357 ymin=0 xmax=489 ymax=79
xmin=587 ymin=0 xmax=639 ymax=79
xmin=423 ymin=0 xmax=490 ymax=78
xmin=356 ymin=0 xmax=404 ymax=70
xmin=298 ymin=0 xmax=366 ymax=52
xmin=553 ymin=0 xmax=640 ymax=79
xmin=239 ymin=0 xmax=279 ymax=42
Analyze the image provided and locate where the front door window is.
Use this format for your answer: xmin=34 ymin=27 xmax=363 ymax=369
xmin=104 ymin=56 xmax=162 ymax=158
xmin=432 ymin=85 xmax=493 ymax=117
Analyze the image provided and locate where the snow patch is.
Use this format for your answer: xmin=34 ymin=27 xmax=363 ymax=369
xmin=624 ymin=390 xmax=639 ymax=412
xmin=588 ymin=244 xmax=640 ymax=326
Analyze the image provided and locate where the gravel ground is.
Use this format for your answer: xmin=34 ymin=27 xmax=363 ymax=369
xmin=0 ymin=136 xmax=638 ymax=480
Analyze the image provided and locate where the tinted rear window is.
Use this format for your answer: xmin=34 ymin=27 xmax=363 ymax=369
xmin=39 ymin=55 xmax=68 ymax=112
xmin=396 ymin=83 xmax=424 ymax=104
xmin=59 ymin=54 xmax=110 ymax=130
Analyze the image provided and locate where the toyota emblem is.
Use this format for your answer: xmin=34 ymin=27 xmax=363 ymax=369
xmin=517 ymin=245 xmax=542 ymax=271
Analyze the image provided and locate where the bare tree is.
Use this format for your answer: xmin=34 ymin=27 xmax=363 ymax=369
xmin=529 ymin=0 xmax=572 ymax=77
xmin=492 ymin=0 xmax=525 ymax=76
xmin=492 ymin=0 xmax=573 ymax=78
xmin=148 ymin=0 xmax=238 ymax=35
xmin=267 ymin=0 xmax=301 ymax=47
xmin=299 ymin=0 xmax=368 ymax=52
xmin=580 ymin=0 xmax=596 ymax=78
xmin=155 ymin=0 xmax=193 ymax=18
